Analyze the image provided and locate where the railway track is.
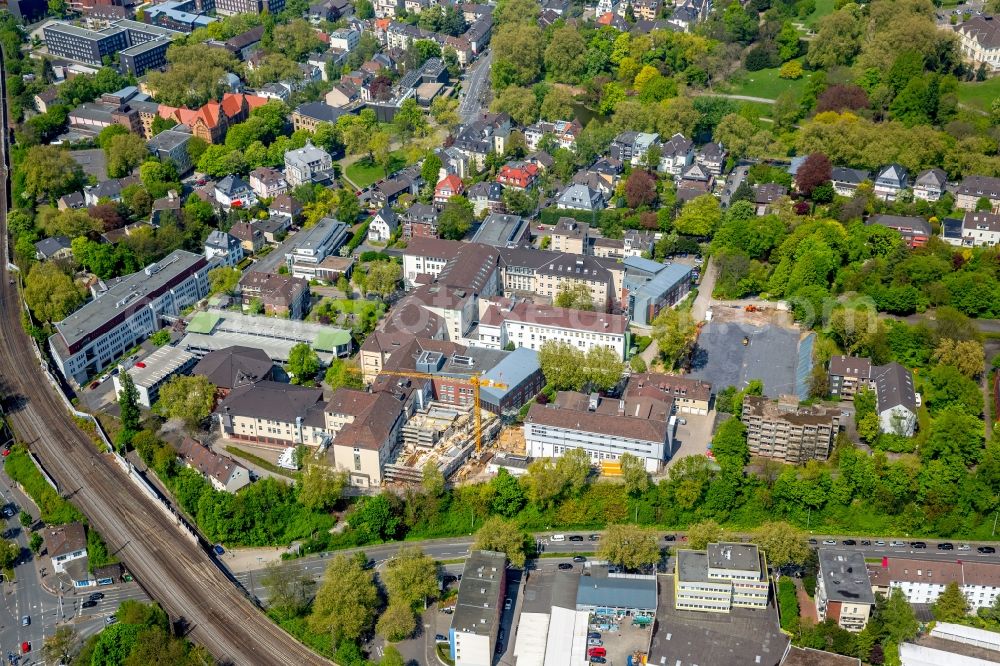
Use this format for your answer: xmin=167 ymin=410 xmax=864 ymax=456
xmin=0 ymin=48 xmax=329 ymax=666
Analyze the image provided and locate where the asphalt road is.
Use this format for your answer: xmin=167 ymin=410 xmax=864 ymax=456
xmin=0 ymin=47 xmax=329 ymax=665
xmin=459 ymin=49 xmax=492 ymax=123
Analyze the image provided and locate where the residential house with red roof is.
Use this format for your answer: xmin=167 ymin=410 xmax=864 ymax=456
xmin=496 ymin=162 xmax=538 ymax=191
xmin=434 ymin=174 xmax=465 ymax=204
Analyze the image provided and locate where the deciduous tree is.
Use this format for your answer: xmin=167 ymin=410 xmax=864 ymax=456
xmin=674 ymin=194 xmax=721 ymax=236
xmin=298 ymin=463 xmax=347 ymax=511
xmin=376 ymin=603 xmax=416 ymax=641
xmin=553 ymin=282 xmax=595 ymax=311
xmin=117 ymin=371 xmax=141 ymax=439
xmin=597 ymin=524 xmax=660 ymax=570
xmin=752 ymin=521 xmax=809 ymax=566
xmin=795 ymin=152 xmax=832 ymax=198
xmin=438 ymin=196 xmax=474 ymax=240
xmin=382 ymin=546 xmax=438 ymax=608
xmin=365 ymin=261 xmax=401 ymax=298
xmin=651 ymin=308 xmax=697 ymax=370
xmin=154 ymin=375 xmax=215 ymax=430
xmin=23 ymin=145 xmax=85 ymax=202
xmin=309 ymin=554 xmax=379 ymax=643
xmin=106 ymin=133 xmax=150 ymax=179
xmin=625 ymin=169 xmax=657 ymax=209
xmin=286 ymin=343 xmax=321 ymax=384
xmin=933 ymin=581 xmax=970 ymax=622
xmin=24 ymin=262 xmax=83 ymax=323
xmin=473 ymin=517 xmax=529 ymax=567
xmin=620 ymin=453 xmax=650 ymax=495
xmin=208 ymin=266 xmax=241 ymax=295
xmin=687 ymin=519 xmax=726 ymax=549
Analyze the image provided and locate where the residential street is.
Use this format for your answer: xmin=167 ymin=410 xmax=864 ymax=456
xmin=459 ymin=49 xmax=492 ymax=123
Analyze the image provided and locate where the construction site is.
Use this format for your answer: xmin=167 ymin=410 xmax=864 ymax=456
xmin=383 ymin=400 xmax=505 ymax=486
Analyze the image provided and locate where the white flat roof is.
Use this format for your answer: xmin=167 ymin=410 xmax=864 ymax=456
xmin=125 ymin=345 xmax=195 ymax=388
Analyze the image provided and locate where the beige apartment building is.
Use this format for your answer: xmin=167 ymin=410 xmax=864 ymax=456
xmin=675 ymin=543 xmax=769 ymax=613
xmin=550 ymin=218 xmax=589 ymax=254
xmin=741 ymin=395 xmax=842 ymax=463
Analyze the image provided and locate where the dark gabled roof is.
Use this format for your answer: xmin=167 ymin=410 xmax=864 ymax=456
xmin=226 ymin=25 xmax=266 ymax=51
xmin=873 ymin=362 xmax=916 ymax=412
xmin=295 ymin=101 xmax=348 ymax=123
xmin=44 ymin=522 xmax=87 ymax=558
xmin=192 ymin=345 xmax=273 ymax=390
xmin=217 ymin=380 xmax=323 ymax=421
xmin=831 ymin=167 xmax=870 ymax=185
xmin=176 ymin=437 xmax=248 ymax=486
xmin=915 ymin=168 xmax=946 ymax=189
xmin=216 ymin=174 xmax=250 ymax=196
xmin=957 ymin=174 xmax=1000 ymax=198
xmin=34 ymin=235 xmax=71 ymax=258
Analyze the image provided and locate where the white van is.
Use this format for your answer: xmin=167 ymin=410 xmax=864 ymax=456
xmin=551 ymin=534 xmax=566 ymax=542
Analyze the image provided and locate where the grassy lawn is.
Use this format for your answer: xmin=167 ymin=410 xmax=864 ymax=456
xmin=724 ymin=64 xmax=813 ymax=101
xmin=344 ymin=152 xmax=408 ymax=189
xmin=956 ymin=78 xmax=1000 ymax=112
xmin=802 ymin=0 xmax=836 ymax=28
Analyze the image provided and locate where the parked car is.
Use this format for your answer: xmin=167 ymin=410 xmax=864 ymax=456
xmin=82 ymin=600 xmax=97 ymax=609
xmin=590 ymin=658 xmax=606 ymax=664
xmin=587 ymin=632 xmax=601 ymax=640
xmin=911 ymin=542 xmax=927 ymax=549
xmin=19 ymin=643 xmax=28 ymax=655
xmin=573 ymin=556 xmax=586 ymax=563
xmin=504 ymin=598 xmax=512 ymax=610
xmin=587 ymin=638 xmax=602 ymax=647
xmin=588 ymin=647 xmax=606 ymax=658
xmin=889 ymin=541 xmax=906 ymax=547
xmin=558 ymin=563 xmax=573 ymax=570
xmin=588 ymin=534 xmax=600 ymax=541
xmin=213 ymin=544 xmax=225 ymax=556
xmin=860 ymin=540 xmax=871 ymax=546
xmin=938 ymin=542 xmax=954 ymax=550
xmin=88 ymin=592 xmax=104 ymax=601
xmin=664 ymin=534 xmax=676 ymax=542
xmin=959 ymin=544 xmax=971 ymax=551
xmin=569 ymin=535 xmax=584 ymax=542
xmin=808 ymin=538 xmax=817 ymax=545
xmin=105 ymin=616 xmax=118 ymax=625
xmin=435 ymin=634 xmax=447 ymax=642
xmin=875 ymin=541 xmax=886 ymax=546
xmin=978 ymin=546 xmax=996 ymax=554
xmin=822 ymin=539 xmax=836 ymax=545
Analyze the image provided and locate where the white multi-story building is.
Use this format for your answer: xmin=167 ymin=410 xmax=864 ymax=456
xmin=943 ymin=211 xmax=1000 ymax=247
xmin=675 ymin=543 xmax=769 ymax=613
xmin=524 ymin=391 xmax=674 ymax=472
xmin=402 ymin=237 xmax=463 ymax=287
xmin=870 ymin=557 xmax=1000 ymax=612
xmin=49 ymin=250 xmax=209 ymax=384
xmin=284 ymin=141 xmax=333 ymax=187
xmin=450 ymin=551 xmax=507 ymax=666
xmin=957 ymin=16 xmax=1000 ymax=73
xmin=474 ymin=297 xmax=628 ymax=358
xmin=329 ymin=27 xmax=359 ymax=52
xmin=285 ymin=216 xmax=349 ymax=279
xmin=112 ymin=345 xmax=197 ymax=408
xmin=204 ymin=229 xmax=244 ymax=267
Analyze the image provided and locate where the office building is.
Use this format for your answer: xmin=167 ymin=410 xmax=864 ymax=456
xmin=675 ymin=543 xmax=769 ymax=613
xmin=215 ymin=0 xmax=284 ymax=15
xmin=450 ymin=551 xmax=508 ymax=666
xmin=49 ymin=250 xmax=209 ymax=384
xmin=43 ymin=20 xmax=181 ymax=74
xmin=182 ymin=309 xmax=351 ymax=363
xmin=816 ymin=550 xmax=874 ymax=632
xmin=525 ymin=389 xmax=674 ymax=472
xmin=742 ymin=395 xmax=842 ymax=463
xmin=622 ymin=257 xmax=693 ymax=326
xmin=475 ymin=296 xmax=628 ymax=359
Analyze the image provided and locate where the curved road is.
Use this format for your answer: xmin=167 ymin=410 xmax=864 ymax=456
xmin=0 ymin=50 xmax=328 ymax=665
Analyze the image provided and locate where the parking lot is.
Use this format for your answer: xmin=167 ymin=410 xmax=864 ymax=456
xmin=690 ymin=321 xmax=807 ymax=398
xmin=665 ymin=411 xmax=715 ymax=469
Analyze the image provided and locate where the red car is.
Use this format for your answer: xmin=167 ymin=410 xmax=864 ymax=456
xmin=21 ymin=642 xmax=30 ymax=653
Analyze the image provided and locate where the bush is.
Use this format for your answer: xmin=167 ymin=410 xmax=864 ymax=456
xmin=779 ymin=61 xmax=803 ymax=80
xmin=4 ymin=446 xmax=83 ymax=524
xmin=778 ymin=577 xmax=800 ymax=631
xmin=745 ymin=46 xmax=779 ymax=72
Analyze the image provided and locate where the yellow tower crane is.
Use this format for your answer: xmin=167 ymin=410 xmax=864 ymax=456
xmin=348 ymin=367 xmax=507 ymax=454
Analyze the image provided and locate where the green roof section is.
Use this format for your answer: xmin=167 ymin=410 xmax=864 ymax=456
xmin=187 ymin=311 xmax=222 ymax=335
xmin=314 ymin=329 xmax=352 ymax=352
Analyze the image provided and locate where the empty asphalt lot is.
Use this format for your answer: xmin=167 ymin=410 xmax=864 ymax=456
xmin=690 ymin=321 xmax=803 ymax=398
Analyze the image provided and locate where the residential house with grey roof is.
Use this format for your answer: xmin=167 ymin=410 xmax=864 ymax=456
xmin=873 ymin=362 xmax=918 ymax=437
xmin=913 ymin=168 xmax=947 ymax=202
xmin=556 ymin=183 xmax=604 ymax=212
